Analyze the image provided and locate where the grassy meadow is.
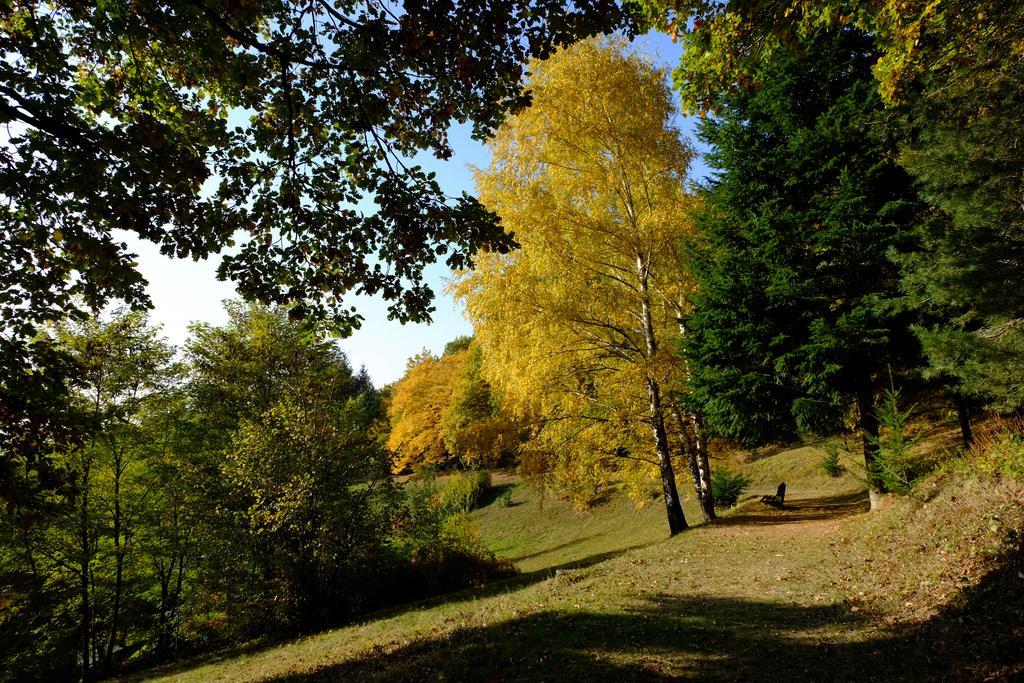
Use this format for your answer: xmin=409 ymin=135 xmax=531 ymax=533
xmin=128 ymin=435 xmax=1024 ymax=682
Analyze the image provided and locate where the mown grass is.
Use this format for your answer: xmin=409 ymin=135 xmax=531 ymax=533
xmin=470 ymin=473 xmax=673 ymax=573
xmin=473 ymin=441 xmax=866 ymax=574
xmin=133 ymin=440 xmax=1024 ymax=682
xmin=735 ymin=441 xmax=865 ymax=496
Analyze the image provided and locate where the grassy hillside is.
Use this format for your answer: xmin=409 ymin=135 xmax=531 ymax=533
xmin=132 ymin=443 xmax=1024 ymax=682
xmin=472 ymin=437 xmax=873 ymax=576
xmin=471 ymin=473 xmax=670 ymax=573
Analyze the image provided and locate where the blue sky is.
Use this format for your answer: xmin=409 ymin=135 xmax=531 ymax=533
xmin=128 ymin=31 xmax=699 ymax=387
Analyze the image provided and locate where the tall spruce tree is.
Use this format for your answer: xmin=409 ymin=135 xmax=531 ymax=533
xmin=896 ymin=20 xmax=1024 ymax=414
xmin=684 ymin=27 xmax=921 ymax=503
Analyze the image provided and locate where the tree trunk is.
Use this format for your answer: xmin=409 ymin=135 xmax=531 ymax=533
xmin=647 ymin=377 xmax=688 ymax=535
xmin=20 ymin=533 xmax=43 ymax=617
xmin=105 ymin=453 xmax=124 ymax=676
xmin=157 ymin=561 xmax=171 ymax=660
xmin=79 ymin=466 xmax=92 ymax=683
xmin=637 ymin=261 xmax=687 ymax=535
xmin=691 ymin=412 xmax=716 ymax=520
xmin=90 ymin=566 xmax=101 ymax=675
xmin=856 ymin=385 xmax=886 ymax=509
xmin=170 ymin=553 xmax=186 ymax=654
xmin=667 ymin=405 xmax=703 ymax=509
xmin=954 ymin=393 xmax=974 ymax=448
xmin=671 ymin=317 xmax=715 ymax=519
xmin=668 ymin=405 xmax=716 ymax=521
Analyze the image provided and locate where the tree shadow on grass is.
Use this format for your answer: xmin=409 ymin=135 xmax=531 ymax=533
xmin=270 ymin=543 xmax=1024 ymax=681
xmin=714 ymin=491 xmax=871 ymax=527
xmin=477 ymin=483 xmax=519 ymax=508
xmin=269 ymin=596 xmax=877 ymax=682
xmin=508 ymin=535 xmax=599 ymax=563
xmin=124 ymin=543 xmax=657 ymax=682
xmin=376 ymin=542 xmax=658 ymax=617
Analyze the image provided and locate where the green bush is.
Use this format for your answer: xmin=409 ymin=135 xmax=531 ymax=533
xmin=821 ymin=441 xmax=843 ymax=477
xmin=395 ymin=470 xmax=493 ymax=560
xmin=498 ymin=488 xmax=514 ymax=507
xmin=983 ymin=432 xmax=1024 ymax=478
xmin=440 ymin=469 xmax=492 ymax=513
xmin=868 ymin=386 xmax=923 ymax=495
xmin=712 ymin=469 xmax=750 ymax=509
xmin=387 ymin=473 xmax=513 ymax=600
xmin=955 ymin=423 xmax=1024 ymax=479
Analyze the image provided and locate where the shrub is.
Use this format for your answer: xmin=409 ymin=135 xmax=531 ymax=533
xmin=712 ymin=469 xmax=750 ymax=509
xmin=395 ymin=470 xmax=492 ymax=560
xmin=957 ymin=418 xmax=1024 ymax=479
xmin=498 ymin=488 xmax=514 ymax=507
xmin=440 ymin=470 xmax=492 ymax=513
xmin=387 ymin=474 xmax=513 ymax=601
xmin=821 ymin=441 xmax=844 ymax=477
xmin=868 ymin=385 xmax=923 ymax=495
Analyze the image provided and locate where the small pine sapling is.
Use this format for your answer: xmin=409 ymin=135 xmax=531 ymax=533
xmin=821 ymin=440 xmax=844 ymax=478
xmin=867 ymin=385 xmax=923 ymax=495
xmin=711 ymin=470 xmax=750 ymax=509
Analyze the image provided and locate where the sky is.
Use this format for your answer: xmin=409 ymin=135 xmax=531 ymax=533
xmin=127 ymin=32 xmax=698 ymax=387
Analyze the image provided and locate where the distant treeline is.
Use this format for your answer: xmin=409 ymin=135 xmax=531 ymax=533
xmin=0 ymin=305 xmax=508 ymax=681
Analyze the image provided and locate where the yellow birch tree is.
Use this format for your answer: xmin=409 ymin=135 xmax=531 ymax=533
xmin=450 ymin=39 xmax=708 ymax=534
xmin=386 ymin=341 xmax=524 ymax=472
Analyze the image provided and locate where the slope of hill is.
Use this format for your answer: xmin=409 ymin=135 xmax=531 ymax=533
xmin=132 ymin=443 xmax=1024 ymax=682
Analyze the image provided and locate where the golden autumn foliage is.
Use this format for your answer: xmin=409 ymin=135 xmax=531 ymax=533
xmin=441 ymin=343 xmax=524 ymax=469
xmin=386 ymin=350 xmax=468 ymax=472
xmin=386 ymin=342 xmax=524 ymax=473
xmin=449 ymin=39 xmax=702 ymax=518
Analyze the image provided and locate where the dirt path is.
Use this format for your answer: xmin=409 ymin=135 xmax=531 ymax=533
xmin=713 ymin=490 xmax=870 ymax=538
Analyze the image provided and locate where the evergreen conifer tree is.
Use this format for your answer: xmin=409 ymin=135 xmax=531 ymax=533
xmin=898 ymin=65 xmax=1024 ymax=413
xmin=684 ymin=27 xmax=922 ymax=502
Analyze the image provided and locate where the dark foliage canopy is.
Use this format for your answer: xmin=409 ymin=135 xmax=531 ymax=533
xmin=896 ymin=6 xmax=1024 ymax=410
xmin=684 ymin=27 xmax=921 ymax=445
xmin=0 ymin=0 xmax=634 ymax=502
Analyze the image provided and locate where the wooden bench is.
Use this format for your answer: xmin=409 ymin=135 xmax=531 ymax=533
xmin=760 ymin=482 xmax=786 ymax=509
